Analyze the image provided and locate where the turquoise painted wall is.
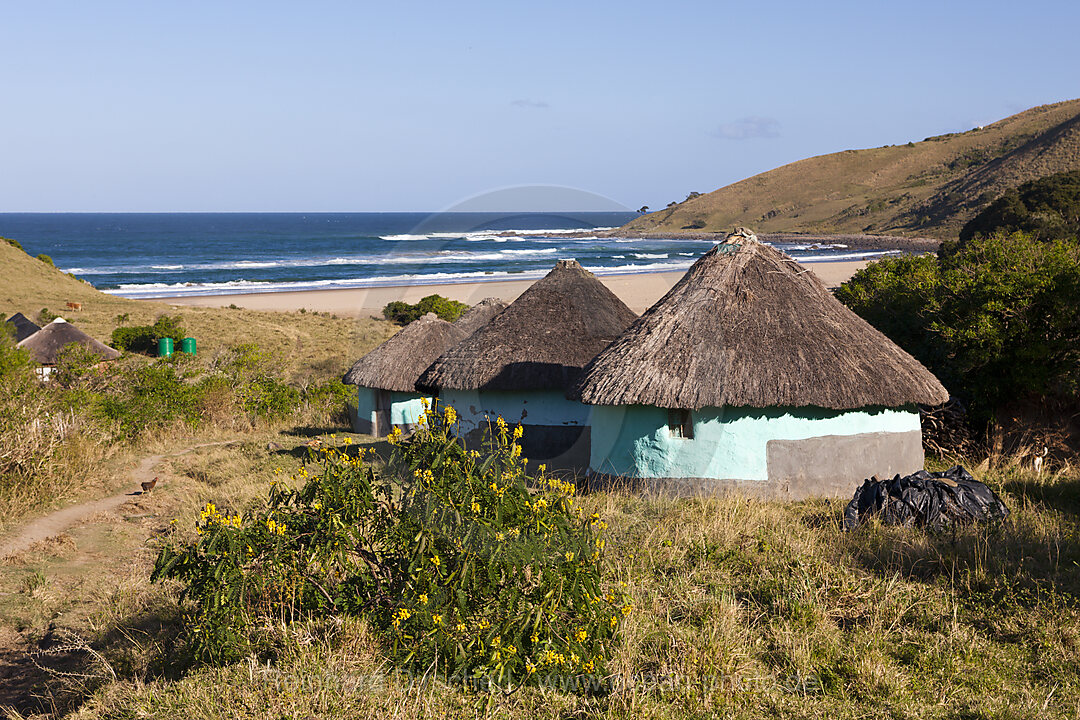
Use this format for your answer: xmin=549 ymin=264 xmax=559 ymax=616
xmin=353 ymin=387 xmax=429 ymax=435
xmin=440 ymin=389 xmax=590 ymax=432
xmin=590 ymin=404 xmax=921 ymax=481
xmin=355 ymin=386 xmax=376 ymax=432
xmin=390 ymin=391 xmax=427 ymax=427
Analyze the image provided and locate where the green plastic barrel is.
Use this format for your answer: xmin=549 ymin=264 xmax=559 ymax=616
xmin=157 ymin=337 xmax=174 ymax=357
xmin=180 ymin=337 xmax=197 ymax=355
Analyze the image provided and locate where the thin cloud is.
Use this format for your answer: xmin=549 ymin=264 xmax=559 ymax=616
xmin=511 ymin=99 xmax=550 ymax=109
xmin=712 ymin=116 xmax=781 ymax=140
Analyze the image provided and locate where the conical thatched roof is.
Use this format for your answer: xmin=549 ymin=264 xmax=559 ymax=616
xmin=453 ymin=297 xmax=507 ymax=337
xmin=16 ymin=318 xmax=121 ymax=365
xmin=418 ymin=260 xmax=638 ymax=392
xmin=5 ymin=313 xmax=41 ymax=343
xmin=571 ymin=228 xmax=949 ymax=410
xmin=343 ymin=313 xmax=467 ymax=392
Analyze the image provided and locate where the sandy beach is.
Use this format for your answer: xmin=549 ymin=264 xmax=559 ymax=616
xmin=158 ymin=259 xmax=870 ymax=317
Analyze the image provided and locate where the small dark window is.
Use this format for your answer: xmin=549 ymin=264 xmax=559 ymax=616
xmin=667 ymin=409 xmax=694 ymax=438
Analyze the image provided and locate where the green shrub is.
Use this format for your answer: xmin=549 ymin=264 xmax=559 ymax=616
xmin=38 ymin=308 xmax=58 ymax=324
xmin=837 ymin=232 xmax=1080 ymax=420
xmin=111 ymin=315 xmax=187 ymax=354
xmin=383 ymin=294 xmax=469 ymax=325
xmin=3 ymin=237 xmax=24 ymax=252
xmin=100 ymin=362 xmax=204 ymax=438
xmin=36 ymin=254 xmax=54 ymax=266
xmin=153 ymin=406 xmax=628 ymax=685
xmin=0 ymin=333 xmax=56 ymax=476
xmin=958 ymin=169 xmax=1080 ymax=247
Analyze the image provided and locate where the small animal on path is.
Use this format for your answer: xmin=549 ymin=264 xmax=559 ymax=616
xmin=141 ymin=477 xmax=158 ymax=493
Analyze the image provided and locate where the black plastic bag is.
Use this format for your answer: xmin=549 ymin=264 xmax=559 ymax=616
xmin=843 ymin=465 xmax=1009 ymax=531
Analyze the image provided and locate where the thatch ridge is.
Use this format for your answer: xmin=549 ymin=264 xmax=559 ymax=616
xmin=418 ymin=260 xmax=637 ymax=392
xmin=16 ymin=318 xmax=121 ymax=364
xmin=343 ymin=313 xmax=466 ymax=392
xmin=453 ymin=297 xmax=507 ymax=337
xmin=5 ymin=312 xmax=41 ymax=343
xmin=570 ymin=229 xmax=949 ymax=410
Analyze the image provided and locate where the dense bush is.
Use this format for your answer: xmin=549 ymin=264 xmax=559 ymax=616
xmin=154 ymin=406 xmax=628 ymax=686
xmin=36 ymin=253 xmax=54 ymax=266
xmin=111 ymin=315 xmax=187 ymax=354
xmin=0 ymin=333 xmax=57 ymax=476
xmin=837 ymin=232 xmax=1080 ymax=421
xmin=957 ymin=170 xmax=1080 ymax=247
xmin=382 ymin=294 xmax=469 ymax=325
xmin=3 ymin=236 xmax=24 ymax=251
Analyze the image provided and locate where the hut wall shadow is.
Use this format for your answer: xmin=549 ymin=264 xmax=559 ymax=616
xmin=480 ymin=361 xmax=581 ymax=392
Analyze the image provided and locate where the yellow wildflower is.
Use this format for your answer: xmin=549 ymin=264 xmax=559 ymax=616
xmin=432 ymin=614 xmax=442 ymax=625
xmin=512 ymin=425 xmax=523 ymax=439
xmin=419 ymin=593 xmax=428 ymax=605
xmin=564 ymin=551 xmax=575 ymax=562
xmin=455 ymin=622 xmax=467 ymax=633
xmin=574 ymin=628 xmax=587 ymax=643
xmin=444 ymin=406 xmax=457 ymax=425
xmin=430 ymin=555 xmax=440 ymax=567
xmin=471 ymin=499 xmax=481 ymax=513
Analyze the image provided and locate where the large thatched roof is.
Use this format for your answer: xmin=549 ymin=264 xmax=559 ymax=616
xmin=343 ymin=313 xmax=466 ymax=392
xmin=16 ymin=318 xmax=121 ymax=365
xmin=570 ymin=228 xmax=949 ymax=410
xmin=453 ymin=297 xmax=507 ymax=337
xmin=418 ymin=260 xmax=637 ymax=392
xmin=5 ymin=313 xmax=41 ymax=343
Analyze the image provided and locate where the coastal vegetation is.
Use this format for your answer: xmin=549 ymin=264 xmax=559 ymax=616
xmin=382 ymin=294 xmax=470 ymax=325
xmin=109 ymin=314 xmax=187 ymax=355
xmin=620 ymin=98 xmax=1080 ymax=238
xmin=836 ymin=230 xmax=1080 ymax=423
xmin=2 ymin=227 xmax=1079 ymax=718
xmin=956 ymin=169 xmax=1080 ymax=246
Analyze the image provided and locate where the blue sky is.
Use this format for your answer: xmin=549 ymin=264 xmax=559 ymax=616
xmin=1 ymin=0 xmax=1077 ymax=212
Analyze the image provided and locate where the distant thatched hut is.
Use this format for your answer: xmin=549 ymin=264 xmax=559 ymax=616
xmin=418 ymin=260 xmax=637 ymax=468
xmin=569 ymin=229 xmax=949 ymax=498
xmin=342 ymin=300 xmax=507 ymax=437
xmin=5 ymin=313 xmax=41 ymax=343
xmin=453 ymin=297 xmax=508 ymax=336
xmin=343 ymin=313 xmax=466 ymax=436
xmin=16 ymin=318 xmax=121 ymax=378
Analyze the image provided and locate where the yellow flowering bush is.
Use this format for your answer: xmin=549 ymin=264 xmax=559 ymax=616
xmin=152 ymin=403 xmax=628 ymax=687
xmin=385 ymin=402 xmax=628 ymax=686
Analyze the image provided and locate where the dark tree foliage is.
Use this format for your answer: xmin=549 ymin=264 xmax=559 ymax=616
xmin=836 ymin=232 xmax=1080 ymax=422
xmin=382 ymin=294 xmax=468 ymax=326
xmin=956 ymin=170 xmax=1080 ymax=248
xmin=111 ymin=314 xmax=187 ymax=354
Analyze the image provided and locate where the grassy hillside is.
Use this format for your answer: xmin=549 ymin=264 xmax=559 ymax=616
xmin=622 ymin=98 xmax=1080 ymax=239
xmin=0 ymin=239 xmax=396 ymax=382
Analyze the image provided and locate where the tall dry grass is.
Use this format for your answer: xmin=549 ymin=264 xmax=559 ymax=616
xmin=52 ymin=455 xmax=1080 ymax=720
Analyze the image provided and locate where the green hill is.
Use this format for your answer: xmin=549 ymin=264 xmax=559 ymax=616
xmin=622 ymin=98 xmax=1080 ymax=239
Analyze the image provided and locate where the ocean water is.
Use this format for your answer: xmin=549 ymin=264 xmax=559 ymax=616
xmin=0 ymin=213 xmax=899 ymax=299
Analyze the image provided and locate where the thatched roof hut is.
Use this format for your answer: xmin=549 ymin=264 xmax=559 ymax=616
xmin=418 ymin=260 xmax=637 ymax=392
xmin=571 ymin=229 xmax=948 ymax=410
xmin=16 ymin=318 xmax=121 ymax=365
xmin=343 ymin=313 xmax=465 ymax=392
xmin=5 ymin=313 xmax=41 ymax=343
xmin=453 ymin=297 xmax=507 ymax=337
